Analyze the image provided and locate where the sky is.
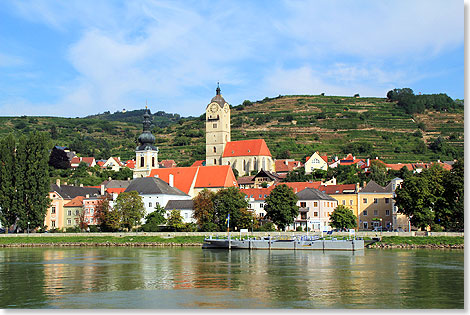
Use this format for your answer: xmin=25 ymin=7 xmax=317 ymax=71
xmin=0 ymin=0 xmax=464 ymax=118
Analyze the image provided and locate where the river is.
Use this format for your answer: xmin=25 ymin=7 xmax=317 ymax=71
xmin=0 ymin=247 xmax=463 ymax=309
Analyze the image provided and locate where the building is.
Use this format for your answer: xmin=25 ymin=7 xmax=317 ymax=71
xmin=70 ymin=157 xmax=96 ymax=168
xmin=165 ymin=200 xmax=195 ymax=224
xmin=125 ymin=177 xmax=191 ymax=219
xmin=357 ymin=180 xmax=394 ymax=231
xmin=318 ymin=184 xmax=359 ymax=228
xmin=46 ymin=180 xmax=101 ymax=230
xmin=159 ymin=160 xmax=177 ymax=168
xmin=252 ymin=169 xmax=282 ymax=188
xmin=304 ymin=152 xmax=328 ymax=173
xmin=149 ymin=165 xmax=238 ymax=198
xmin=63 ymin=196 xmax=84 ymax=230
xmin=274 ymin=159 xmax=302 ymax=174
xmin=205 ymin=85 xmax=275 ymax=176
xmin=133 ymin=109 xmax=159 ymax=178
xmin=295 ymin=188 xmax=338 ymax=231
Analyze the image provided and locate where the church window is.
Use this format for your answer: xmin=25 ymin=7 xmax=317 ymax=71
xmin=213 ymin=146 xmax=217 ymax=153
xmin=152 ymin=157 xmax=155 ymax=167
xmin=213 ymin=123 xmax=217 ymax=128
xmin=141 ymin=157 xmax=145 ymax=167
xmin=214 ymin=159 xmax=217 ymax=165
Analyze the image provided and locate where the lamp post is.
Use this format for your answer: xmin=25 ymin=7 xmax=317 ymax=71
xmin=27 ymin=221 xmax=30 ymax=234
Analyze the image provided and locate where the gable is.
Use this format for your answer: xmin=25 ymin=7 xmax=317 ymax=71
xmin=222 ymin=139 xmax=272 ymax=158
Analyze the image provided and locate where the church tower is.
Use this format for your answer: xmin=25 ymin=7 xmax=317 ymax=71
xmin=133 ymin=108 xmax=159 ymax=178
xmin=206 ymin=83 xmax=231 ymax=166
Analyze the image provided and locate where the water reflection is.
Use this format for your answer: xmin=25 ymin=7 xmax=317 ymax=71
xmin=0 ymin=247 xmax=463 ymax=309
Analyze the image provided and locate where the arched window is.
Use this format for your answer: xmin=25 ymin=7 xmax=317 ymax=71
xmin=140 ymin=156 xmax=144 ymax=167
xmin=227 ymin=161 xmax=230 ymax=165
xmin=214 ymin=159 xmax=217 ymax=165
xmin=213 ymin=146 xmax=217 ymax=153
xmin=152 ymin=157 xmax=155 ymax=167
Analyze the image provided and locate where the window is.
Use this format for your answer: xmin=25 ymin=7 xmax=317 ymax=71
xmin=374 ymin=198 xmax=378 ymax=204
xmin=214 ymin=159 xmax=217 ymax=165
xmin=76 ymin=210 xmax=79 ymax=215
xmin=185 ymin=213 xmax=188 ymax=219
xmin=259 ymin=194 xmax=262 ymax=198
xmin=68 ymin=210 xmax=72 ymax=216
xmin=363 ymin=222 xmax=368 ymax=229
xmin=385 ymin=198 xmax=390 ymax=204
xmin=149 ymin=202 xmax=152 ymax=207
xmin=67 ymin=219 xmax=71 ymax=225
xmin=386 ymin=210 xmax=390 ymax=216
xmin=213 ymin=146 xmax=217 ymax=153
xmin=90 ymin=209 xmax=94 ymax=215
xmin=363 ymin=210 xmax=368 ymax=216
xmin=350 ymin=199 xmax=353 ymax=206
xmin=363 ymin=198 xmax=368 ymax=204
xmin=51 ymin=221 xmax=56 ymax=228
xmin=313 ymin=202 xmax=318 ymax=207
xmin=260 ymin=204 xmax=264 ymax=208
xmin=51 ymin=207 xmax=56 ymax=214
xmin=213 ymin=123 xmax=217 ymax=128
xmin=300 ymin=202 xmax=306 ymax=208
xmin=374 ymin=210 xmax=378 ymax=216
xmin=314 ymin=212 xmax=318 ymax=217
xmin=152 ymin=157 xmax=155 ymax=168
xmin=342 ymin=200 xmax=346 ymax=205
xmin=393 ymin=206 xmax=398 ymax=214
xmin=141 ymin=156 xmax=144 ymax=167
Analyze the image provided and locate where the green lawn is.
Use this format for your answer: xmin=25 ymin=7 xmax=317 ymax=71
xmin=378 ymin=236 xmax=464 ymax=246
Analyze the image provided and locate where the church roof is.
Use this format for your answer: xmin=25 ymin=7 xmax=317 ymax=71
xmin=222 ymin=139 xmax=272 ymax=157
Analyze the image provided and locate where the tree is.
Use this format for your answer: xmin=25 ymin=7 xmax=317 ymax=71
xmin=114 ymin=191 xmax=145 ymax=231
xmin=367 ymin=161 xmax=389 ymax=186
xmin=78 ymin=209 xmax=88 ymax=231
xmin=329 ymin=205 xmax=357 ymax=230
xmin=394 ymin=164 xmax=446 ymax=230
xmin=15 ymin=132 xmax=51 ymax=231
xmin=193 ymin=189 xmax=216 ymax=229
xmin=141 ymin=204 xmax=167 ymax=232
xmin=264 ymin=184 xmax=299 ymax=231
xmin=212 ymin=187 xmax=249 ymax=231
xmin=0 ymin=134 xmax=17 ymax=232
xmin=167 ymin=209 xmax=185 ymax=231
xmin=48 ymin=146 xmax=71 ymax=169
xmin=93 ymin=195 xmax=120 ymax=231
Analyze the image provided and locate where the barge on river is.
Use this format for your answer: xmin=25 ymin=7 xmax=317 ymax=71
xmin=202 ymin=235 xmax=364 ymax=251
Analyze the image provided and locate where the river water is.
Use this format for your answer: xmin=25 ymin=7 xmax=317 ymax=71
xmin=0 ymin=247 xmax=463 ymax=309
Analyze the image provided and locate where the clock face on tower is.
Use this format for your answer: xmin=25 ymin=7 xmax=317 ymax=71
xmin=210 ymin=104 xmax=218 ymax=112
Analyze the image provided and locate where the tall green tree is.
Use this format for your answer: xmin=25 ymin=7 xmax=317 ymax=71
xmin=192 ymin=188 xmax=216 ymax=229
xmin=212 ymin=187 xmax=249 ymax=231
xmin=141 ymin=204 xmax=167 ymax=232
xmin=167 ymin=209 xmax=185 ymax=231
xmin=0 ymin=134 xmax=17 ymax=231
xmin=14 ymin=132 xmax=51 ymax=231
xmin=264 ymin=184 xmax=299 ymax=231
xmin=114 ymin=191 xmax=145 ymax=231
xmin=329 ymin=205 xmax=357 ymax=230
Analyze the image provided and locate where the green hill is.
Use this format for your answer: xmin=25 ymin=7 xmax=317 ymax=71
xmin=0 ymin=94 xmax=463 ymax=165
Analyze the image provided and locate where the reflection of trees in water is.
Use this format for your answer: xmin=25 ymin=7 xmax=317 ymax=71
xmin=0 ymin=248 xmax=47 ymax=308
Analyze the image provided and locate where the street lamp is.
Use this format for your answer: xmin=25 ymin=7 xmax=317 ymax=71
xmin=27 ymin=221 xmax=30 ymax=234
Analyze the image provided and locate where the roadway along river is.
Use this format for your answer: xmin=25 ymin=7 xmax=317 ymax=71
xmin=0 ymin=247 xmax=463 ymax=309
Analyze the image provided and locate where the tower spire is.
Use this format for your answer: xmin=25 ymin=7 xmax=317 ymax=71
xmin=216 ymin=82 xmax=221 ymax=95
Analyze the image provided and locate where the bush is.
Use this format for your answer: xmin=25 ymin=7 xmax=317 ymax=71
xmin=296 ymin=226 xmax=303 ymax=232
xmin=256 ymin=221 xmax=276 ymax=232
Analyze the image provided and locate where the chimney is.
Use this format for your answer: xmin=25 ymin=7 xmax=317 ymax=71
xmin=363 ymin=181 xmax=367 ymax=188
xmin=85 ymin=194 xmax=89 ymax=199
xmin=56 ymin=179 xmax=60 ymax=187
xmin=100 ymin=184 xmax=105 ymax=196
xmin=367 ymin=159 xmax=370 ymax=167
xmin=169 ymin=174 xmax=174 ymax=187
xmin=356 ymin=183 xmax=360 ymax=192
xmin=284 ymin=160 xmax=288 ymax=165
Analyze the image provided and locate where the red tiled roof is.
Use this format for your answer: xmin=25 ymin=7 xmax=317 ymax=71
xmin=111 ymin=157 xmax=123 ymax=166
xmin=107 ymin=188 xmax=127 ymax=194
xmin=222 ymin=139 xmax=272 ymax=157
xmin=81 ymin=157 xmax=95 ymax=166
xmin=240 ymin=187 xmax=272 ymax=200
xmin=241 ymin=181 xmax=322 ymax=200
xmin=237 ymin=176 xmax=255 ymax=185
xmin=275 ymin=160 xmax=302 ymax=173
xmin=64 ymin=196 xmax=85 ymax=207
xmin=70 ymin=157 xmax=80 ymax=165
xmin=319 ymin=184 xmax=357 ymax=194
xmin=126 ymin=160 xmax=136 ymax=169
xmin=385 ymin=163 xmax=413 ymax=171
xmin=321 ymin=155 xmax=328 ymax=163
xmin=279 ymin=181 xmax=322 ymax=193
xmin=97 ymin=161 xmax=105 ymax=167
xmin=149 ymin=165 xmax=237 ymax=194
xmin=160 ymin=160 xmax=177 ymax=168
xmin=194 ymin=165 xmax=238 ymax=188
xmin=191 ymin=160 xmax=204 ymax=167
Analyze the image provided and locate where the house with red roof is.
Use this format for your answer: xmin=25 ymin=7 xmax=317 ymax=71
xmin=125 ymin=160 xmax=136 ymax=169
xmin=149 ymin=165 xmax=237 ymax=198
xmin=159 ymin=160 xmax=177 ymax=168
xmin=191 ymin=160 xmax=205 ymax=167
xmin=102 ymin=157 xmax=124 ymax=172
xmin=221 ymin=139 xmax=275 ymax=176
xmin=70 ymin=157 xmax=96 ymax=168
xmin=275 ymin=159 xmax=302 ymax=174
xmin=304 ymin=152 xmax=328 ymax=173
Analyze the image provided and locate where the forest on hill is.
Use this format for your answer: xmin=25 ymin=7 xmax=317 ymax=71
xmin=0 ymin=89 xmax=464 ymax=166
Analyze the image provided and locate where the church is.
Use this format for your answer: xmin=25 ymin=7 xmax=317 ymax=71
xmin=205 ymin=84 xmax=274 ymax=176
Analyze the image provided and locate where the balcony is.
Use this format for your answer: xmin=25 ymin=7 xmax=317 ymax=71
xmin=299 ymin=207 xmax=309 ymax=212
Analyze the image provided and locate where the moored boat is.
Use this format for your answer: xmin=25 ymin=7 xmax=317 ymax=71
xmin=202 ymin=235 xmax=364 ymax=251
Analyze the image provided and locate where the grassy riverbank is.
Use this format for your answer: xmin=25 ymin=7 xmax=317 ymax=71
xmin=0 ymin=235 xmax=205 ymax=246
xmin=373 ymin=236 xmax=464 ymax=249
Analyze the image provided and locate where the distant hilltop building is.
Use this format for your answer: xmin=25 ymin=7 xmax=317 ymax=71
xmin=133 ymin=108 xmax=159 ymax=178
xmin=205 ymin=84 xmax=274 ymax=176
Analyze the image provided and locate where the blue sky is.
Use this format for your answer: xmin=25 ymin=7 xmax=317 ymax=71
xmin=0 ymin=0 xmax=464 ymax=117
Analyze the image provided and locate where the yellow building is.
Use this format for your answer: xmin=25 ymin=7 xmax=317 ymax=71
xmin=319 ymin=184 xmax=360 ymax=229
